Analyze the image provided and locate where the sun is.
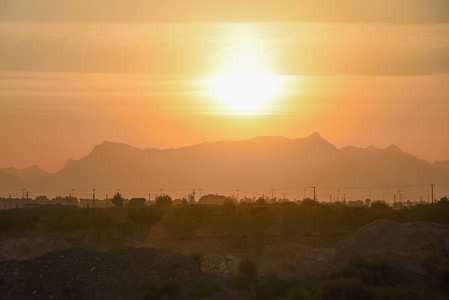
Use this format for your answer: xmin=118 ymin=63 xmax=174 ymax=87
xmin=207 ymin=69 xmax=282 ymax=114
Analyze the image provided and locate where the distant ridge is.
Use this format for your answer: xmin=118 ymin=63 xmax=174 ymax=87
xmin=0 ymin=165 xmax=49 ymax=183
xmin=1 ymin=133 xmax=448 ymax=199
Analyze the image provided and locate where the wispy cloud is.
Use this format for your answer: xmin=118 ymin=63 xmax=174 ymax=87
xmin=1 ymin=22 xmax=448 ymax=76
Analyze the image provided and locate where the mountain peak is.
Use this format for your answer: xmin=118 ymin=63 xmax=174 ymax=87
xmin=307 ymin=132 xmax=322 ymax=139
xmin=91 ymin=141 xmax=141 ymax=154
xmin=386 ymin=144 xmax=405 ymax=154
xmin=302 ymin=132 xmax=337 ymax=150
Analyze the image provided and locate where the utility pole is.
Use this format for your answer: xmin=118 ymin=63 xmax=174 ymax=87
xmin=337 ymin=189 xmax=340 ymax=202
xmin=93 ymin=189 xmax=96 ymax=208
xmin=236 ymin=189 xmax=239 ymax=202
xmin=329 ymin=194 xmax=332 ymax=203
xmin=192 ymin=189 xmax=196 ymax=203
xmin=312 ymin=186 xmax=316 ymax=201
xmin=26 ymin=191 xmax=29 ymax=206
xmin=343 ymin=193 xmax=346 ymax=204
xmin=399 ymin=190 xmax=402 ymax=204
xmin=271 ymin=189 xmax=274 ymax=201
xmin=430 ymin=184 xmax=434 ymax=204
xmin=283 ymin=193 xmax=286 ymax=201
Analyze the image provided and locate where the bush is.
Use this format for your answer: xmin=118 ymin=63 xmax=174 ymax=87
xmin=188 ymin=252 xmax=204 ymax=265
xmin=0 ymin=214 xmax=17 ymax=234
xmin=331 ymin=256 xmax=401 ymax=287
xmin=238 ymin=258 xmax=258 ymax=277
xmin=378 ymin=288 xmax=446 ymax=300
xmin=255 ymin=273 xmax=291 ymax=298
xmin=321 ymin=279 xmax=375 ymax=300
xmin=436 ymin=269 xmax=449 ymax=298
xmin=163 ymin=205 xmax=211 ymax=238
xmin=155 ymin=194 xmax=173 ymax=206
xmin=142 ymin=281 xmax=180 ymax=300
xmin=111 ymin=193 xmax=125 ymax=207
xmin=187 ymin=278 xmax=221 ymax=297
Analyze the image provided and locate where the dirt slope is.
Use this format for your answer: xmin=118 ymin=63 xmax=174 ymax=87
xmin=336 ymin=219 xmax=449 ymax=274
xmin=0 ymin=247 xmax=238 ymax=300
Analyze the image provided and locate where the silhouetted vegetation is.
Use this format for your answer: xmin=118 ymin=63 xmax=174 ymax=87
xmin=1 ymin=196 xmax=449 ymax=299
xmin=1 ymin=196 xmax=449 ymax=242
xmin=155 ymin=194 xmax=173 ymax=206
xmin=111 ymin=192 xmax=125 ymax=207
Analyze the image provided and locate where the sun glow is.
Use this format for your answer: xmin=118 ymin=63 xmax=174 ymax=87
xmin=207 ymin=69 xmax=283 ymax=114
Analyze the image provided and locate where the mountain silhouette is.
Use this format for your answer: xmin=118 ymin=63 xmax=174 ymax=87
xmin=0 ymin=166 xmax=49 ymax=183
xmin=340 ymin=144 xmax=448 ymax=185
xmin=0 ymin=171 xmax=29 ymax=195
xmin=1 ymin=133 xmax=448 ymax=199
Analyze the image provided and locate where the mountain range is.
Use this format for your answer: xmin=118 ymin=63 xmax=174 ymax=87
xmin=1 ymin=133 xmax=448 ymax=200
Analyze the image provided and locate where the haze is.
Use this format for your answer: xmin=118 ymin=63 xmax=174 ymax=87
xmin=1 ymin=0 xmax=449 ymax=173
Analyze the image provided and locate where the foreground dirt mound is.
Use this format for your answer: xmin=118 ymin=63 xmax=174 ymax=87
xmin=0 ymin=235 xmax=86 ymax=262
xmin=336 ymin=219 xmax=449 ymax=274
xmin=0 ymin=247 xmax=234 ymax=300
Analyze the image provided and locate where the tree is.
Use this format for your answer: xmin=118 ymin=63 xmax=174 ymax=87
xmin=155 ymin=194 xmax=173 ymax=206
xmin=163 ymin=205 xmax=212 ymax=238
xmin=111 ymin=192 xmax=125 ymax=207
xmin=35 ymin=195 xmax=51 ymax=204
xmin=255 ymin=197 xmax=267 ymax=205
xmin=126 ymin=208 xmax=164 ymax=240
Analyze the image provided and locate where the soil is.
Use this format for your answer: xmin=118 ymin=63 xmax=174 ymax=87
xmin=1 ymin=219 xmax=449 ymax=299
xmin=0 ymin=247 xmax=241 ymax=300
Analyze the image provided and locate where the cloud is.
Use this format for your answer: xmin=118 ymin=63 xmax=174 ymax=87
xmin=1 ymin=0 xmax=449 ymax=23
xmin=1 ymin=22 xmax=448 ymax=76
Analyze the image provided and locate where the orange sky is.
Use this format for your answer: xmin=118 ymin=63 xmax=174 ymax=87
xmin=0 ymin=1 xmax=448 ymax=172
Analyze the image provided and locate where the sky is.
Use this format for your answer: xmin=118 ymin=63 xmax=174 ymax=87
xmin=0 ymin=0 xmax=448 ymax=172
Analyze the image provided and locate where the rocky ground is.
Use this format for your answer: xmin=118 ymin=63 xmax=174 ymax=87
xmin=0 ymin=247 xmax=241 ymax=300
xmin=1 ymin=219 xmax=449 ymax=299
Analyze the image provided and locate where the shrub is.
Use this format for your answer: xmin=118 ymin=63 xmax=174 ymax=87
xmin=187 ymin=278 xmax=221 ymax=297
xmin=142 ymin=281 xmax=180 ymax=300
xmin=111 ymin=193 xmax=125 ymax=207
xmin=255 ymin=273 xmax=291 ymax=298
xmin=237 ymin=258 xmax=258 ymax=277
xmin=163 ymin=205 xmax=211 ymax=238
xmin=155 ymin=194 xmax=173 ymax=206
xmin=0 ymin=214 xmax=17 ymax=234
xmin=321 ymin=279 xmax=375 ymax=300
xmin=331 ymin=256 xmax=401 ymax=287
xmin=188 ymin=252 xmax=204 ymax=264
